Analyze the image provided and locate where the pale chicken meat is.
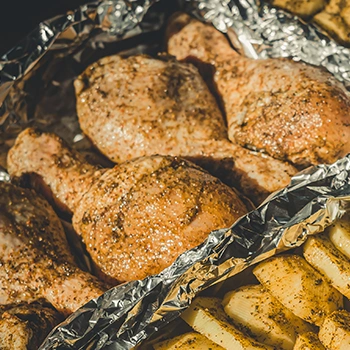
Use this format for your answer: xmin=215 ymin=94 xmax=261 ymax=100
xmin=166 ymin=13 xmax=350 ymax=167
xmin=7 ymin=128 xmax=248 ymax=284
xmin=0 ymin=303 xmax=61 ymax=350
xmin=0 ymin=182 xmax=106 ymax=316
xmin=75 ymin=54 xmax=296 ymax=204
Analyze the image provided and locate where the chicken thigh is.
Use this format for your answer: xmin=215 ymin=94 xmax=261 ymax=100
xmin=0 ymin=182 xmax=105 ymax=316
xmin=0 ymin=303 xmax=61 ymax=350
xmin=7 ymin=128 xmax=248 ymax=283
xmin=74 ymin=54 xmax=296 ymax=204
xmin=166 ymin=13 xmax=350 ymax=167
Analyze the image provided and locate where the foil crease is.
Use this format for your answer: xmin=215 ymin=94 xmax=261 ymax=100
xmin=39 ymin=155 xmax=350 ymax=349
xmin=0 ymin=0 xmax=350 ymax=349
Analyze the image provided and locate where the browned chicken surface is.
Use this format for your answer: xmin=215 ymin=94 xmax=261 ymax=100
xmin=7 ymin=128 xmax=248 ymax=283
xmin=0 ymin=181 xmax=105 ymax=316
xmin=75 ymin=54 xmax=296 ymax=204
xmin=0 ymin=303 xmax=61 ymax=350
xmin=166 ymin=13 xmax=350 ymax=167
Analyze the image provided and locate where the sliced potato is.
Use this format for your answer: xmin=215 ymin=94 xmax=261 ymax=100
xmin=271 ymin=0 xmax=350 ymax=45
xmin=180 ymin=297 xmax=273 ymax=350
xmin=293 ymin=332 xmax=325 ymax=349
xmin=314 ymin=12 xmax=350 ymax=44
xmin=153 ymin=332 xmax=224 ymax=350
xmin=319 ymin=310 xmax=350 ymax=349
xmin=253 ymin=254 xmax=343 ymax=326
xmin=270 ymin=0 xmax=326 ymax=18
xmin=321 ymin=0 xmax=344 ymax=14
xmin=313 ymin=0 xmax=350 ymax=45
xmin=222 ymin=284 xmax=314 ymax=350
xmin=328 ymin=214 xmax=350 ymax=259
xmin=342 ymin=6 xmax=350 ymax=27
xmin=303 ymin=234 xmax=350 ymax=299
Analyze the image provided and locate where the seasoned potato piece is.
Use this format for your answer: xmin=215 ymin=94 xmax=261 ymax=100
xmin=314 ymin=0 xmax=350 ymax=44
xmin=153 ymin=332 xmax=224 ymax=350
xmin=222 ymin=284 xmax=314 ymax=350
xmin=270 ymin=0 xmax=350 ymax=44
xmin=293 ymin=332 xmax=325 ymax=349
xmin=253 ymin=255 xmax=343 ymax=325
xmin=319 ymin=310 xmax=350 ymax=349
xmin=314 ymin=12 xmax=350 ymax=44
xmin=180 ymin=297 xmax=273 ymax=349
xmin=270 ymin=0 xmax=326 ymax=18
xmin=328 ymin=214 xmax=350 ymax=259
xmin=342 ymin=6 xmax=350 ymax=26
xmin=303 ymin=234 xmax=350 ymax=298
xmin=322 ymin=0 xmax=344 ymax=14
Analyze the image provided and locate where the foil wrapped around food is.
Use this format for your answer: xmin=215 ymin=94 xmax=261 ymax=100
xmin=0 ymin=0 xmax=350 ymax=349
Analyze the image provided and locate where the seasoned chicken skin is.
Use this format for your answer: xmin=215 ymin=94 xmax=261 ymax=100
xmin=0 ymin=303 xmax=61 ymax=350
xmin=0 ymin=182 xmax=105 ymax=316
xmin=167 ymin=13 xmax=350 ymax=167
xmin=75 ymin=54 xmax=296 ymax=204
xmin=7 ymin=128 xmax=248 ymax=283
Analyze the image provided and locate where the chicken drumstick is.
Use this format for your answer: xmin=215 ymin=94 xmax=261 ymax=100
xmin=0 ymin=182 xmax=106 ymax=316
xmin=167 ymin=13 xmax=350 ymax=167
xmin=7 ymin=128 xmax=248 ymax=284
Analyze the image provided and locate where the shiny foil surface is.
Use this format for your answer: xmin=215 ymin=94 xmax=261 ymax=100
xmin=0 ymin=0 xmax=350 ymax=349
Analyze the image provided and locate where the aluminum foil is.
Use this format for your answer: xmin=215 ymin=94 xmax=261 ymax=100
xmin=0 ymin=0 xmax=158 ymax=102
xmin=1 ymin=0 xmax=350 ymax=349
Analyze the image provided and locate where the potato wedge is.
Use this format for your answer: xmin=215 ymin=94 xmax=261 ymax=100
xmin=319 ymin=310 xmax=350 ymax=349
xmin=320 ymin=0 xmax=344 ymax=14
xmin=342 ymin=6 xmax=350 ymax=27
xmin=293 ymin=332 xmax=325 ymax=349
xmin=314 ymin=12 xmax=350 ymax=45
xmin=303 ymin=234 xmax=350 ymax=299
xmin=253 ymin=255 xmax=343 ymax=325
xmin=328 ymin=214 xmax=350 ymax=259
xmin=153 ymin=332 xmax=224 ymax=350
xmin=180 ymin=297 xmax=273 ymax=349
xmin=313 ymin=0 xmax=350 ymax=45
xmin=222 ymin=284 xmax=314 ymax=350
xmin=270 ymin=0 xmax=326 ymax=18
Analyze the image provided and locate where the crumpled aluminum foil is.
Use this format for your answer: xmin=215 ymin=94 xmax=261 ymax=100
xmin=0 ymin=0 xmax=157 ymax=104
xmin=0 ymin=0 xmax=350 ymax=349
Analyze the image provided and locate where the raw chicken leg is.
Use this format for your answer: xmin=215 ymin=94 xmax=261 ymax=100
xmin=74 ymin=54 xmax=296 ymax=204
xmin=166 ymin=13 xmax=350 ymax=167
xmin=7 ymin=128 xmax=248 ymax=283
xmin=0 ymin=182 xmax=105 ymax=316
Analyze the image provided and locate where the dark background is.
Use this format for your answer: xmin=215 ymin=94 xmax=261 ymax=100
xmin=0 ymin=1 xmax=89 ymax=55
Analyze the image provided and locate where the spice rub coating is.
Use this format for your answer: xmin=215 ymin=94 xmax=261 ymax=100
xmin=167 ymin=13 xmax=350 ymax=167
xmin=8 ymin=129 xmax=248 ymax=283
xmin=0 ymin=182 xmax=105 ymax=316
xmin=75 ymin=54 xmax=296 ymax=204
xmin=74 ymin=54 xmax=228 ymax=164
